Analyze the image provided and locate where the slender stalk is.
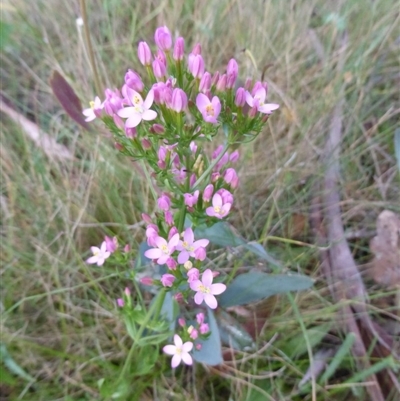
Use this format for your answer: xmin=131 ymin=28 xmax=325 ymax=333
xmin=79 ymin=0 xmax=102 ymax=96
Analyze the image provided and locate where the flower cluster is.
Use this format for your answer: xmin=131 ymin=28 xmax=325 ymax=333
xmin=83 ymin=25 xmax=279 ymax=368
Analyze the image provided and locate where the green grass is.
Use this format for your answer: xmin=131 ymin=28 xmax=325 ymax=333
xmin=1 ymin=0 xmax=399 ymax=400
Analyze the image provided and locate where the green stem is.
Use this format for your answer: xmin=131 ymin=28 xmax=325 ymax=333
xmin=140 ymin=160 xmax=157 ymax=202
xmin=192 ymin=143 xmax=230 ymax=189
xmin=79 ymin=0 xmax=102 ymax=96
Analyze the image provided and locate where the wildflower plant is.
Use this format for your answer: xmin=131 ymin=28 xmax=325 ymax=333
xmin=83 ymin=25 xmax=313 ymax=377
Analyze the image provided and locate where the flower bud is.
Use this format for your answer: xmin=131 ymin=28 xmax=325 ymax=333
xmin=187 ymin=268 xmax=199 ymax=283
xmin=157 ymin=194 xmax=171 ymax=211
xmin=117 ymin=298 xmax=124 ymax=307
xmin=178 ymin=317 xmax=186 ymax=327
xmin=154 ymin=26 xmax=172 ymax=51
xmin=113 ymin=114 xmax=125 ymax=129
xmin=244 ymin=77 xmax=253 ymax=90
xmin=229 ymin=150 xmax=240 ymax=163
xmin=194 ymin=246 xmax=206 ymax=261
xmin=183 ymin=261 xmax=193 ymax=270
xmin=124 ymin=287 xmax=131 ymax=296
xmin=140 ymin=277 xmax=154 ymax=286
xmin=190 ymin=141 xmax=197 ymax=153
xmin=192 ymin=43 xmax=201 ymax=55
xmin=196 ymin=313 xmax=205 ymax=325
xmin=174 ymin=292 xmax=184 ymax=302
xmin=166 ymin=257 xmax=177 ymax=270
xmin=199 ymin=323 xmax=209 ymax=334
xmin=203 ymin=184 xmax=214 ymax=202
xmin=216 ymin=74 xmax=227 ymax=92
xmin=152 ymin=59 xmax=166 ymax=80
xmin=125 ymin=127 xmax=137 ymax=138
xmin=211 ymin=71 xmax=220 ymax=87
xmin=164 ymin=211 xmax=174 ymax=226
xmin=170 ymin=88 xmax=188 ymax=112
xmin=142 ymin=138 xmax=151 ymax=150
xmin=138 ymin=41 xmax=152 ymax=66
xmin=234 ymin=87 xmax=246 ymax=107
xmin=168 ymin=226 xmax=179 ymax=240
xmin=199 ymin=72 xmax=211 ymax=93
xmin=189 ymin=54 xmax=205 ymax=79
xmin=188 ymin=326 xmax=198 ymax=340
xmin=161 ymin=273 xmax=175 ymax=287
xmin=251 ymin=81 xmax=264 ymax=96
xmin=123 ymin=244 xmax=130 ymax=253
xmin=195 ymin=344 xmax=202 ymax=351
xmin=105 ymin=236 xmax=118 ymax=253
xmin=184 ymin=190 xmax=199 ymax=207
xmin=224 ymin=168 xmax=238 ymax=185
xmin=173 ymin=37 xmax=185 ymax=61
xmin=226 ymin=58 xmax=238 ymax=89
xmin=124 ymin=69 xmax=144 ymax=92
xmin=114 ymin=142 xmax=124 ymax=151
xmin=150 ymin=123 xmax=165 ymax=134
xmin=190 ymin=174 xmax=196 ymax=188
xmin=142 ymin=213 xmax=152 ymax=223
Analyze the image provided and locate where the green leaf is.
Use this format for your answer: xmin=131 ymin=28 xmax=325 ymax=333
xmin=0 ymin=343 xmax=35 ymax=382
xmin=193 ymin=308 xmax=223 ymax=365
xmin=219 ymin=272 xmax=314 ymax=307
xmin=395 ymin=128 xmax=400 ymax=171
xmin=195 ymin=222 xmax=280 ymax=266
xmin=0 ymin=21 xmax=12 ymax=51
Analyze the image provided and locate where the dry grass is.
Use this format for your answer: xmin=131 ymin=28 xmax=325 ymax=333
xmin=1 ymin=0 xmax=399 ymax=400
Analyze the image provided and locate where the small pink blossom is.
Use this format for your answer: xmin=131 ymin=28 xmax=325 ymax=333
xmin=86 ymin=241 xmax=111 ymax=266
xmin=190 ymin=269 xmax=226 ymax=309
xmin=229 ymin=150 xmax=240 ymax=163
xmin=117 ymin=89 xmax=157 ymax=128
xmin=116 ymin=298 xmax=124 ymax=307
xmin=188 ymin=326 xmax=198 ymax=340
xmin=224 ymin=168 xmax=239 ymax=188
xmin=203 ymin=184 xmax=214 ymax=202
xmin=170 ymin=88 xmax=188 ymax=112
xmin=234 ymin=87 xmax=246 ymax=107
xmin=206 ymin=193 xmax=232 ymax=219
xmin=124 ymin=69 xmax=144 ymax=92
xmin=216 ymin=74 xmax=227 ymax=92
xmin=140 ymin=277 xmax=154 ymax=286
xmin=184 ymin=191 xmax=199 ymax=207
xmin=178 ymin=318 xmax=186 ymax=327
xmin=245 ymin=88 xmax=279 ymax=114
xmin=157 ymin=194 xmax=171 ymax=211
xmin=104 ymin=236 xmax=118 ymax=253
xmin=82 ymin=96 xmax=103 ymax=121
xmin=194 ymin=247 xmax=206 ymax=261
xmin=165 ymin=211 xmax=174 ymax=226
xmin=199 ymin=323 xmax=209 ymax=334
xmin=103 ymin=88 xmax=124 ymax=116
xmin=161 ymin=274 xmax=175 ymax=287
xmin=189 ymin=54 xmax=205 ymax=79
xmin=176 ymin=228 xmax=209 ymax=264
xmin=152 ymin=58 xmax=166 ymax=80
xmin=196 ymin=313 xmax=205 ymax=325
xmin=144 ymin=233 xmax=179 ymax=265
xmin=217 ymin=188 xmax=234 ymax=205
xmin=163 ymin=334 xmax=193 ymax=368
xmin=196 ymin=94 xmax=221 ymax=124
xmin=199 ymin=72 xmax=212 ymax=93
xmin=166 ymin=257 xmax=177 ymax=270
xmin=145 ymin=224 xmax=159 ymax=247
xmin=226 ymin=58 xmax=238 ymax=89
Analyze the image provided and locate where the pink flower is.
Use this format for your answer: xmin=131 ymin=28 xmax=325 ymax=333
xmin=188 ymin=326 xmax=198 ymax=340
xmin=216 ymin=188 xmax=234 ymax=205
xmin=196 ymin=94 xmax=221 ymax=124
xmin=144 ymin=233 xmax=179 ymax=265
xmin=138 ymin=41 xmax=152 ymax=66
xmin=117 ymin=89 xmax=157 ymax=128
xmin=161 ymin=274 xmax=175 ymax=287
xmin=82 ymin=96 xmax=103 ymax=121
xmin=190 ymin=269 xmax=226 ymax=309
xmin=184 ymin=191 xmax=199 ymax=207
xmin=176 ymin=228 xmax=209 ymax=264
xmin=199 ymin=323 xmax=209 ymax=334
xmin=163 ymin=334 xmax=193 ymax=368
xmin=173 ymin=37 xmax=185 ymax=61
xmin=157 ymin=194 xmax=171 ymax=211
xmin=116 ymin=298 xmax=124 ymax=307
xmin=224 ymin=168 xmax=239 ymax=188
xmin=216 ymin=74 xmax=227 ymax=92
xmin=199 ymin=72 xmax=212 ymax=93
xmin=245 ymin=88 xmax=279 ymax=114
xmin=229 ymin=150 xmax=240 ymax=163
xmin=152 ymin=58 xmax=166 ymax=80
xmin=196 ymin=313 xmax=205 ymax=325
xmin=86 ymin=241 xmax=111 ymax=266
xmin=154 ymin=26 xmax=172 ymax=51
xmin=103 ymin=88 xmax=123 ymax=116
xmin=206 ymin=193 xmax=232 ymax=219
xmin=104 ymin=236 xmax=118 ymax=253
xmin=145 ymin=224 xmax=159 ymax=247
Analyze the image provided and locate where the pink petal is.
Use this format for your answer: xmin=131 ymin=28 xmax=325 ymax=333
xmin=245 ymin=91 xmax=254 ymax=107
xmin=206 ymin=206 xmax=215 ymax=217
xmin=171 ymin=354 xmax=182 ymax=368
xmin=168 ymin=233 xmax=180 ymax=248
xmin=196 ymin=93 xmax=209 ymax=111
xmin=202 ymin=269 xmax=213 ymax=286
xmin=142 ymin=109 xmax=157 ymax=121
xmin=194 ymin=291 xmax=205 ymax=305
xmin=211 ymin=283 xmax=226 ymax=295
xmin=193 ymin=239 xmax=209 ymax=249
xmin=125 ymin=114 xmax=142 ymax=128
xmin=204 ymin=293 xmax=218 ymax=309
xmin=258 ymin=103 xmax=280 ymax=114
xmin=212 ymin=193 xmax=222 ymax=208
xmin=254 ymin=87 xmax=266 ymax=103
xmin=117 ymin=107 xmax=136 ymax=118
xmin=221 ymin=203 xmax=232 ymax=214
xmin=184 ymin=228 xmax=194 ymax=244
xmin=182 ymin=342 xmax=193 ymax=353
xmin=181 ymin=352 xmax=193 ymax=365
xmin=155 ymin=236 xmax=167 ymax=248
xmin=86 ymin=256 xmax=98 ymax=264
xmin=90 ymin=246 xmax=100 ymax=253
xmin=174 ymin=334 xmax=183 ymax=347
xmin=163 ymin=345 xmax=176 ymax=355
xmin=127 ymin=88 xmax=143 ymax=105
xmin=143 ymin=89 xmax=154 ymax=109
xmin=157 ymin=254 xmax=169 ymax=265
xmin=177 ymin=251 xmax=189 ymax=264
xmin=190 ymin=279 xmax=203 ymax=291
xmin=211 ymin=96 xmax=221 ymax=116
xmin=144 ymin=248 xmax=162 ymax=259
